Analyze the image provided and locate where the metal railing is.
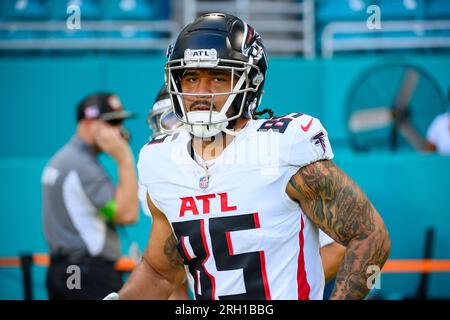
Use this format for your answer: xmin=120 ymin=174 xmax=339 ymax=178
xmin=2 ymin=253 xmax=450 ymax=299
xmin=0 ymin=20 xmax=180 ymax=51
xmin=179 ymin=0 xmax=316 ymax=57
xmin=322 ymin=20 xmax=450 ymax=58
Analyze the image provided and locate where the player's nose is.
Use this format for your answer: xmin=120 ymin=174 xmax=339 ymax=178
xmin=196 ymin=77 xmax=212 ymax=96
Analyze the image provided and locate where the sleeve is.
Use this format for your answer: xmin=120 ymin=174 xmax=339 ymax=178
xmin=286 ymin=116 xmax=334 ymax=168
xmin=426 ymin=115 xmax=441 ymax=145
xmin=136 ymin=145 xmax=164 ymax=215
xmin=138 ymin=181 xmax=152 ymax=217
xmin=77 ymin=162 xmax=115 ymax=211
xmin=319 ymin=230 xmax=335 ymax=248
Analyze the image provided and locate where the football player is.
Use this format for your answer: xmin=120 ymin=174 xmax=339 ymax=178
xmin=146 ymin=84 xmax=345 ymax=287
xmin=110 ymin=13 xmax=390 ymax=300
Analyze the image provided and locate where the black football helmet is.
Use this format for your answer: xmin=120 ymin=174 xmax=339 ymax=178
xmin=165 ymin=13 xmax=268 ymax=138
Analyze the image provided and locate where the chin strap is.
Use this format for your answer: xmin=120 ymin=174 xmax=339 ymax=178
xmin=159 ymin=104 xmax=254 ymax=138
xmin=222 ymin=116 xmax=253 ymax=136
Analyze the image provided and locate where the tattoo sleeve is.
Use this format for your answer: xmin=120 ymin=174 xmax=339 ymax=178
xmin=163 ymin=234 xmax=184 ymax=268
xmin=288 ymin=160 xmax=391 ymax=299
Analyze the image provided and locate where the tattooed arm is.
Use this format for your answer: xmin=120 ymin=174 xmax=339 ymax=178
xmin=118 ymin=193 xmax=186 ymax=299
xmin=286 ymin=160 xmax=390 ymax=299
xmin=320 ymin=241 xmax=346 ymax=283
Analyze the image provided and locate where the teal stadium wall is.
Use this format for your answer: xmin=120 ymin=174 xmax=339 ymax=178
xmin=0 ymin=54 xmax=449 ymax=299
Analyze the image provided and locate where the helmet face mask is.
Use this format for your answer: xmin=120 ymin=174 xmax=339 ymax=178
xmin=165 ymin=13 xmax=267 ymax=138
xmin=166 ymin=60 xmax=257 ymax=122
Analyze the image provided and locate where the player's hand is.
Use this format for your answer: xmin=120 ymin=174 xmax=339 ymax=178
xmin=95 ymin=121 xmax=131 ymax=162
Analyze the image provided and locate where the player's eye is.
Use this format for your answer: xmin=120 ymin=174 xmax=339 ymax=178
xmin=182 ymin=74 xmax=198 ymax=83
xmin=212 ymin=73 xmax=232 ymax=82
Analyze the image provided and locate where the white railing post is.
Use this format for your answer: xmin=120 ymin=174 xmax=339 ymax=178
xmin=183 ymin=0 xmax=197 ymax=26
xmin=302 ymin=0 xmax=316 ymax=59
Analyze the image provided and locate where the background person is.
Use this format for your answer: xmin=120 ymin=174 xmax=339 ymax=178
xmin=426 ymin=89 xmax=450 ymax=154
xmin=42 ymin=93 xmax=139 ymax=300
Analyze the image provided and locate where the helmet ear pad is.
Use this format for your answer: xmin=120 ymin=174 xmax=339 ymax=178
xmin=235 ymin=69 xmax=265 ymax=119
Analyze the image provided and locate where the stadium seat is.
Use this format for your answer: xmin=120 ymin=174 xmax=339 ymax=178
xmin=48 ymin=0 xmax=102 ymax=21
xmin=2 ymin=0 xmax=49 ymax=20
xmin=426 ymin=0 xmax=450 ymax=19
xmin=315 ymin=0 xmax=368 ymax=23
xmin=316 ymin=0 xmax=424 ymax=23
xmin=101 ymin=0 xmax=156 ymax=20
xmin=377 ymin=0 xmax=424 ymax=20
xmin=152 ymin=0 xmax=171 ymax=20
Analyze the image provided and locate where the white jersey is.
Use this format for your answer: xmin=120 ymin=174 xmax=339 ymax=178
xmin=319 ymin=230 xmax=335 ymax=248
xmin=427 ymin=112 xmax=450 ymax=154
xmin=138 ymin=113 xmax=334 ymax=300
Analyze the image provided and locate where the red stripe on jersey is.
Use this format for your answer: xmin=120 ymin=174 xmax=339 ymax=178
xmin=297 ymin=216 xmax=311 ymax=300
xmin=259 ymin=251 xmax=272 ymax=300
xmin=253 ymin=213 xmax=261 ymax=228
xmin=200 ymin=219 xmax=216 ymax=300
xmin=225 ymin=231 xmax=234 ymax=256
xmin=253 ymin=212 xmax=271 ymax=299
xmin=180 ymin=236 xmax=192 ymax=261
